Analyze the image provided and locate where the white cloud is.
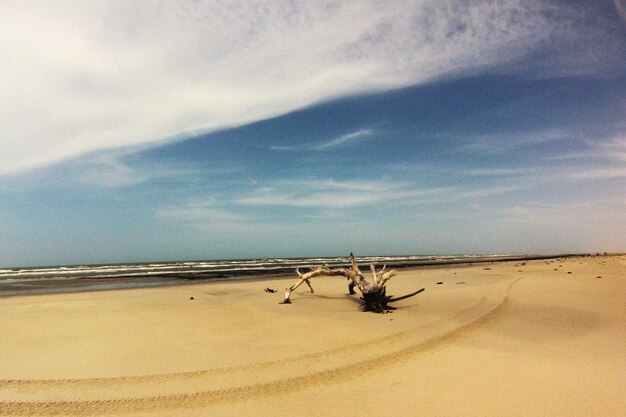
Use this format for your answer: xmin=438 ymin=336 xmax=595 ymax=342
xmin=458 ymin=129 xmax=571 ymax=153
xmin=455 ymin=185 xmax=524 ymax=199
xmin=601 ymin=135 xmax=626 ymax=161
xmin=568 ymin=167 xmax=626 ymax=179
xmin=156 ymin=200 xmax=251 ymax=225
xmin=235 ymin=178 xmax=409 ymax=208
xmin=73 ymin=153 xmax=197 ymax=188
xmin=287 ymin=179 xmax=406 ymax=193
xmin=234 ymin=177 xmax=527 ymax=209
xmin=313 ymin=129 xmax=374 ymax=150
xmin=549 ymin=133 xmax=626 ymax=162
xmin=498 ymin=199 xmax=626 ymax=233
xmin=270 ymin=129 xmax=374 ymax=151
xmin=1 ymin=1 xmax=621 ymax=176
xmin=464 ymin=167 xmax=530 ymax=176
xmin=238 ymin=191 xmax=380 ymax=209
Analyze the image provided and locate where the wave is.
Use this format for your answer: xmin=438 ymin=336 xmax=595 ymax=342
xmin=0 ymin=254 xmax=530 ymax=285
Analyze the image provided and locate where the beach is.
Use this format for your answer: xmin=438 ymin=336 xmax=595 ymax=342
xmin=0 ymin=254 xmax=624 ymax=416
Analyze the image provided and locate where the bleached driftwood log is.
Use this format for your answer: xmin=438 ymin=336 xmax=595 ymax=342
xmin=280 ymin=253 xmax=425 ymax=313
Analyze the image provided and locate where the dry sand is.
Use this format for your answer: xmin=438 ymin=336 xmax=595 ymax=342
xmin=1 ymin=255 xmax=624 ymax=416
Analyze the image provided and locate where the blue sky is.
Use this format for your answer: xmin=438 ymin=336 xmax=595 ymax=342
xmin=1 ymin=1 xmax=625 ymax=267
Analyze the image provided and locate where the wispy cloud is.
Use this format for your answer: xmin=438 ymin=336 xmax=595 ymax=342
xmin=458 ymin=129 xmax=571 ymax=153
xmin=270 ymin=129 xmax=374 ymax=151
xmin=568 ymin=167 xmax=626 ymax=179
xmin=73 ymin=153 xmax=197 ymax=188
xmin=0 ymin=149 xmax=201 ymax=192
xmin=235 ymin=179 xmax=409 ymax=209
xmin=234 ymin=176 xmax=531 ymax=210
xmin=601 ymin=134 xmax=626 ymax=162
xmin=498 ymin=198 xmax=626 ymax=230
xmin=156 ymin=199 xmax=251 ymax=225
xmin=2 ymin=1 xmax=622 ymax=175
xmin=463 ymin=167 xmax=531 ymax=176
xmin=455 ymin=185 xmax=524 ymax=199
xmin=313 ymin=129 xmax=373 ymax=150
xmin=550 ymin=133 xmax=626 ymax=162
xmin=280 ymin=179 xmax=405 ymax=193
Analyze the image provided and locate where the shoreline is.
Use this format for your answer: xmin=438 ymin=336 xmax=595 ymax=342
xmin=0 ymin=253 xmax=587 ymax=298
xmin=1 ymin=254 xmax=624 ymax=416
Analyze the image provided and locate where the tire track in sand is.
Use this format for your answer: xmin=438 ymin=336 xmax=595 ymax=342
xmin=0 ymin=278 xmax=522 ymax=415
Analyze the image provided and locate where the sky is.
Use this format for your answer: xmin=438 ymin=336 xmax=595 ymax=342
xmin=1 ymin=0 xmax=625 ymax=267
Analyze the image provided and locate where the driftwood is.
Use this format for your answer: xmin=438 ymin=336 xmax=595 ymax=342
xmin=280 ymin=253 xmax=425 ymax=313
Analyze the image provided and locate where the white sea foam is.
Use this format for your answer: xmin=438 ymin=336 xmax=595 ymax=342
xmin=0 ymin=254 xmax=529 ymax=284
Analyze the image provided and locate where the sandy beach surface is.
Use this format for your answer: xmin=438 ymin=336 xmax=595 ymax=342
xmin=1 ymin=255 xmax=624 ymax=416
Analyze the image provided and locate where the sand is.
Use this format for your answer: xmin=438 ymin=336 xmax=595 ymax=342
xmin=0 ymin=255 xmax=624 ymax=416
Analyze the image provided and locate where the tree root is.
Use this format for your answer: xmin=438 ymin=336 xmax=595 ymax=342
xmin=360 ymin=287 xmax=425 ymax=313
xmin=280 ymin=253 xmax=426 ymax=313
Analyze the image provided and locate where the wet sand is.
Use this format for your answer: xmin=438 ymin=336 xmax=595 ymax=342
xmin=1 ymin=255 xmax=624 ymax=416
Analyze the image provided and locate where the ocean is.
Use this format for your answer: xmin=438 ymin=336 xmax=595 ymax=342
xmin=0 ymin=254 xmax=536 ymax=296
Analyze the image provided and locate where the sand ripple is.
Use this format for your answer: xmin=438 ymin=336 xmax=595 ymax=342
xmin=0 ymin=278 xmax=519 ymax=416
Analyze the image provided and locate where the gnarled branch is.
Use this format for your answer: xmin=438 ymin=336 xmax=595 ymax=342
xmin=280 ymin=253 xmax=424 ymax=312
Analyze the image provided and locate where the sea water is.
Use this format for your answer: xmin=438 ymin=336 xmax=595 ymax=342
xmin=0 ymin=254 xmax=517 ymax=295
